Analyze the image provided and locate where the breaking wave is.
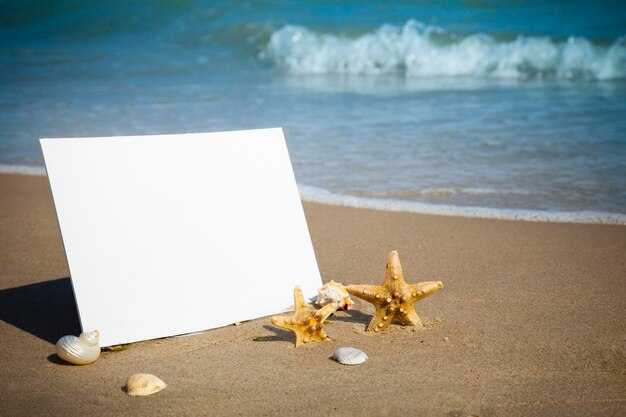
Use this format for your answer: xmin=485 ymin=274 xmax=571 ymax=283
xmin=263 ymin=20 xmax=626 ymax=80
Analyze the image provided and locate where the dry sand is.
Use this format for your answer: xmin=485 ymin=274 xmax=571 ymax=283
xmin=1 ymin=172 xmax=625 ymax=416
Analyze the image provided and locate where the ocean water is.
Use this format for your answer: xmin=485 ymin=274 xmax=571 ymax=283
xmin=1 ymin=0 xmax=625 ymax=223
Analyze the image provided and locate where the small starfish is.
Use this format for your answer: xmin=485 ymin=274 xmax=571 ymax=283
xmin=347 ymin=251 xmax=443 ymax=332
xmin=271 ymin=286 xmax=336 ymax=347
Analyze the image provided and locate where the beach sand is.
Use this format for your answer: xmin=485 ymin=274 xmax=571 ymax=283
xmin=1 ymin=172 xmax=625 ymax=416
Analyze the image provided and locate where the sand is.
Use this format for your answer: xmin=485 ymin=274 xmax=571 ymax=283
xmin=1 ymin=172 xmax=625 ymax=417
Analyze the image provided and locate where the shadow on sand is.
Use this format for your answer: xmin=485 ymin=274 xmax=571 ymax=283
xmin=253 ymin=325 xmax=295 ymax=344
xmin=0 ymin=277 xmax=81 ymax=345
xmin=329 ymin=309 xmax=371 ymax=325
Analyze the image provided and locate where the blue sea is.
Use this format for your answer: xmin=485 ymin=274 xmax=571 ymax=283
xmin=1 ymin=1 xmax=625 ymax=223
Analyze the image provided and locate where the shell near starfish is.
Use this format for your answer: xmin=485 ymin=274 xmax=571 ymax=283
xmin=316 ymin=280 xmax=354 ymax=311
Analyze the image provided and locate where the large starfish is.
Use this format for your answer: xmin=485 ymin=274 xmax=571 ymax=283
xmin=271 ymin=286 xmax=336 ymax=347
xmin=347 ymin=251 xmax=443 ymax=332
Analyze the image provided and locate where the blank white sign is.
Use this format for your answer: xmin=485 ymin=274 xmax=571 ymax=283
xmin=41 ymin=128 xmax=322 ymax=347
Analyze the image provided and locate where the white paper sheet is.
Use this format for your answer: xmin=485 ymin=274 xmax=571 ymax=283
xmin=41 ymin=128 xmax=322 ymax=346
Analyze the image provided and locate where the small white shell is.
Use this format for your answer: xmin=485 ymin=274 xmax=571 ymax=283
xmin=331 ymin=347 xmax=368 ymax=365
xmin=317 ymin=281 xmax=354 ymax=312
xmin=125 ymin=373 xmax=167 ymax=397
xmin=56 ymin=330 xmax=100 ymax=365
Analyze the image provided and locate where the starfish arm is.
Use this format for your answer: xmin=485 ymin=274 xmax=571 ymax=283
xmin=271 ymin=315 xmax=297 ymax=332
xmin=366 ymin=306 xmax=395 ymax=332
xmin=395 ymin=305 xmax=423 ymax=327
xmin=272 ymin=315 xmax=318 ymax=347
xmin=347 ymin=284 xmax=387 ymax=304
xmin=299 ymin=329 xmax=329 ymax=346
xmin=292 ymin=285 xmax=309 ymax=312
xmin=407 ymin=281 xmax=443 ymax=303
xmin=314 ymin=329 xmax=330 ymax=342
xmin=293 ymin=331 xmax=305 ymax=347
xmin=314 ymin=303 xmax=336 ymax=323
xmin=384 ymin=250 xmax=408 ymax=289
xmin=270 ymin=315 xmax=285 ymax=327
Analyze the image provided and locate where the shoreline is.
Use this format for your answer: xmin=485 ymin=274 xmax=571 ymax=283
xmin=2 ymin=164 xmax=625 ymax=225
xmin=1 ymin=172 xmax=625 ymax=416
xmin=299 ymin=184 xmax=626 ymax=225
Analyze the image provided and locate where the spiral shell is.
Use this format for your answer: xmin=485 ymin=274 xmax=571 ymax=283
xmin=125 ymin=373 xmax=167 ymax=396
xmin=317 ymin=281 xmax=354 ymax=311
xmin=331 ymin=347 xmax=368 ymax=365
xmin=55 ymin=330 xmax=100 ymax=365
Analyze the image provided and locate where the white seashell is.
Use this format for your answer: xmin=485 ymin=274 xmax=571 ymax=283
xmin=56 ymin=330 xmax=100 ymax=365
xmin=125 ymin=373 xmax=167 ymax=396
xmin=317 ymin=280 xmax=354 ymax=312
xmin=331 ymin=347 xmax=368 ymax=365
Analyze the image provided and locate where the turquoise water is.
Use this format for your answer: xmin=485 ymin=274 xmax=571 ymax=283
xmin=1 ymin=1 xmax=625 ymax=221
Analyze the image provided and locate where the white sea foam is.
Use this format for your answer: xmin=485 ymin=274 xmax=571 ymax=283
xmin=1 ymin=164 xmax=622 ymax=225
xmin=0 ymin=164 xmax=46 ymax=176
xmin=298 ymin=184 xmax=626 ymax=225
xmin=353 ymin=187 xmax=534 ymax=198
xmin=263 ymin=21 xmax=626 ymax=80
